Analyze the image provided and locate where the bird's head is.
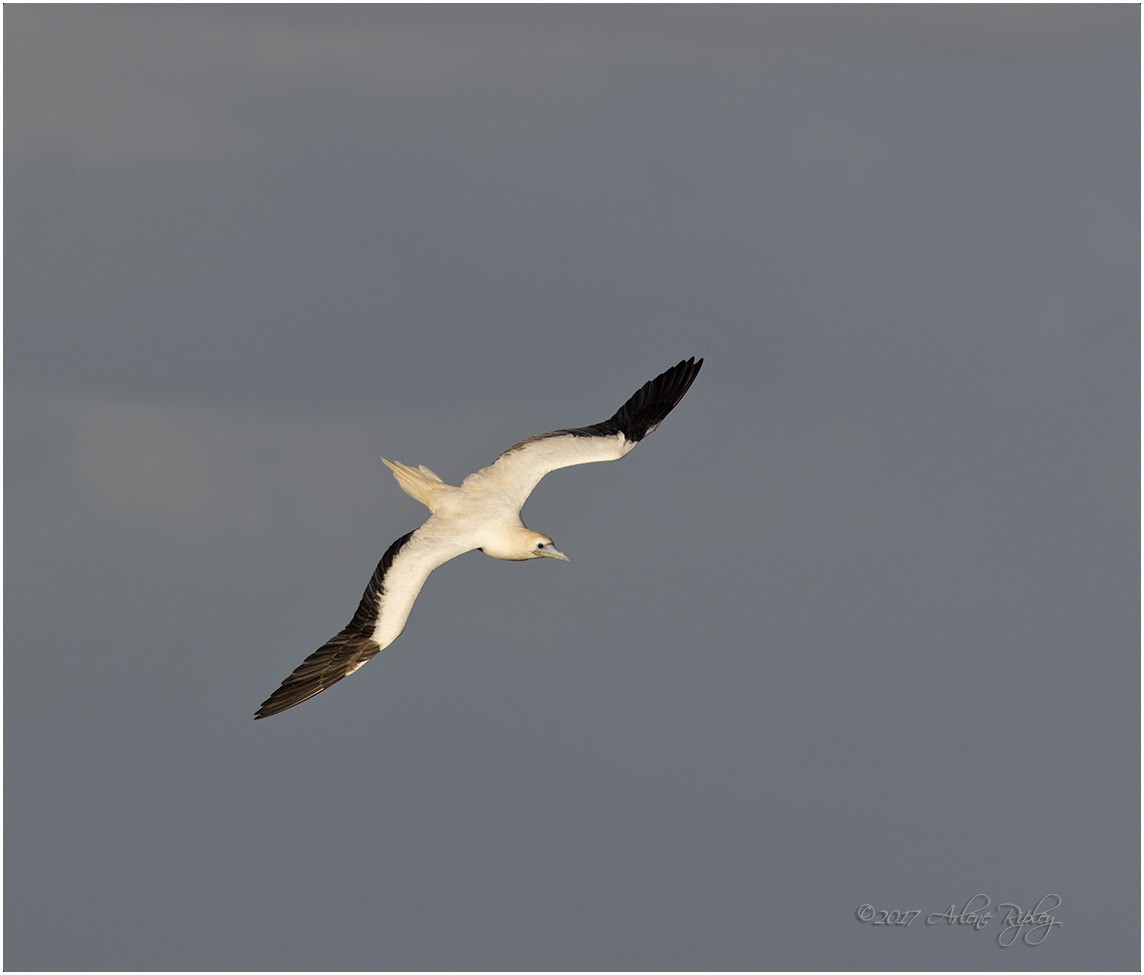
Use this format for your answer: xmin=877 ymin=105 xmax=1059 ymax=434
xmin=481 ymin=527 xmax=571 ymax=562
xmin=529 ymin=533 xmax=570 ymax=562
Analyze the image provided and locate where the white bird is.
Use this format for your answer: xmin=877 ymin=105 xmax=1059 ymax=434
xmin=255 ymin=357 xmax=703 ymax=719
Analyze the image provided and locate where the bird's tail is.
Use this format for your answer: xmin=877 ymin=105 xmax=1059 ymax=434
xmin=381 ymin=458 xmax=448 ymax=511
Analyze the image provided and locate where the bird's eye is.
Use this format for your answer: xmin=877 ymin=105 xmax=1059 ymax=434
xmin=537 ymin=542 xmax=544 ymax=549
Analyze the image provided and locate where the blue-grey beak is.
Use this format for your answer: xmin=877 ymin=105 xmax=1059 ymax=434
xmin=539 ymin=546 xmax=570 ymax=562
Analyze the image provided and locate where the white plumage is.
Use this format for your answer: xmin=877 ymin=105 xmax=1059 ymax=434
xmin=255 ymin=356 xmax=703 ymax=718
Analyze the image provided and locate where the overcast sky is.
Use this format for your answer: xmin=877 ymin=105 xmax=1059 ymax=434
xmin=5 ymin=5 xmax=1138 ymax=970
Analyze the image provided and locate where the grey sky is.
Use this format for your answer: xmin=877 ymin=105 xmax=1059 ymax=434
xmin=5 ymin=5 xmax=1138 ymax=970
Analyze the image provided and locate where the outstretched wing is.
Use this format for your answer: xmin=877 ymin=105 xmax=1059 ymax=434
xmin=462 ymin=356 xmax=703 ymax=510
xmin=254 ymin=526 xmax=466 ymax=719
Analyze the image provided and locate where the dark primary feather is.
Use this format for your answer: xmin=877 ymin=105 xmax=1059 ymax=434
xmin=605 ymin=355 xmax=703 ymax=443
xmin=254 ymin=531 xmax=415 ymax=719
xmin=522 ymin=356 xmax=703 ymax=447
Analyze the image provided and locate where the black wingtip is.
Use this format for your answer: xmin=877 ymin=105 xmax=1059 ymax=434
xmin=610 ymin=356 xmax=703 ymax=444
xmin=253 ymin=626 xmax=381 ymax=719
xmin=253 ymin=531 xmax=418 ymax=720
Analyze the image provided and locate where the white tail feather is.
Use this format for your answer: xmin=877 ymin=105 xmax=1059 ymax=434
xmin=381 ymin=458 xmax=447 ymax=511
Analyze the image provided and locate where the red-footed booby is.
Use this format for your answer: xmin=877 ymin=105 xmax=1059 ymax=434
xmin=255 ymin=357 xmax=703 ymax=719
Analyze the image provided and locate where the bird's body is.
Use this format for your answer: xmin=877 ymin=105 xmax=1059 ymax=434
xmin=255 ymin=357 xmax=703 ymax=718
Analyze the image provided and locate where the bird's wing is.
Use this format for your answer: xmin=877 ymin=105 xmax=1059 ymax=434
xmin=254 ymin=525 xmax=469 ymax=719
xmin=462 ymin=356 xmax=703 ymax=511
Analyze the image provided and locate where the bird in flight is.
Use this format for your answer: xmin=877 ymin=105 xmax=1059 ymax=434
xmin=255 ymin=356 xmax=703 ymax=719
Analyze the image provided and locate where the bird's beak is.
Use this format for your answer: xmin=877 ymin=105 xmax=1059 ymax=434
xmin=539 ymin=547 xmax=570 ymax=562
